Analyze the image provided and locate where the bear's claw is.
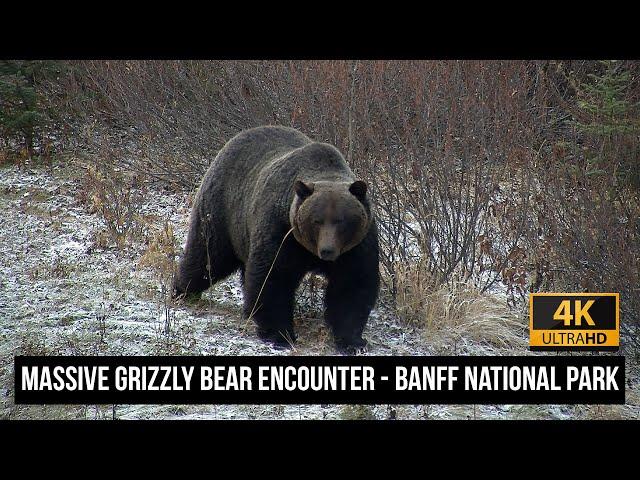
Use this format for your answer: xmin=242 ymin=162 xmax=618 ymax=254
xmin=256 ymin=327 xmax=297 ymax=349
xmin=334 ymin=336 xmax=368 ymax=355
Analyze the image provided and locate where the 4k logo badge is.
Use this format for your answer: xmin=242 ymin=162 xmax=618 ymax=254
xmin=529 ymin=293 xmax=619 ymax=351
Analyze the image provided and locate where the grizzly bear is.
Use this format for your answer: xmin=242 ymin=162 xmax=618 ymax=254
xmin=173 ymin=126 xmax=380 ymax=352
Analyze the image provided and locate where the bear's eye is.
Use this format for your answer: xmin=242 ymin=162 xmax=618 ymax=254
xmin=313 ymin=219 xmax=323 ymax=225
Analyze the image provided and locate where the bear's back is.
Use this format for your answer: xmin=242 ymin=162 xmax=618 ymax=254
xmin=219 ymin=125 xmax=312 ymax=173
xmin=200 ymin=125 xmax=312 ymax=209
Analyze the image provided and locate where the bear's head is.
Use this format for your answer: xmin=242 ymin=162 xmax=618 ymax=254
xmin=289 ymin=179 xmax=371 ymax=261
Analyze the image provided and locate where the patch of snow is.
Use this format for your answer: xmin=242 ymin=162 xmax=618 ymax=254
xmin=1 ymin=161 xmax=637 ymax=420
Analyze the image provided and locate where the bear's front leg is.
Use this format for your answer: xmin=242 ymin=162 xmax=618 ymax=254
xmin=243 ymin=241 xmax=306 ymax=348
xmin=324 ymin=232 xmax=380 ymax=354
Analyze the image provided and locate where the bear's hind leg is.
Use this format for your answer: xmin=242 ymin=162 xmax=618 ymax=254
xmin=174 ymin=210 xmax=240 ymax=298
xmin=174 ymin=232 xmax=210 ymax=298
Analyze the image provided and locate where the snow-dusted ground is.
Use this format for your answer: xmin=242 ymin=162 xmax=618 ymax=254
xmin=1 ymin=160 xmax=638 ymax=420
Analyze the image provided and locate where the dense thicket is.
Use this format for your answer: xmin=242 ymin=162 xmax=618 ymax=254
xmin=4 ymin=60 xmax=638 ymax=351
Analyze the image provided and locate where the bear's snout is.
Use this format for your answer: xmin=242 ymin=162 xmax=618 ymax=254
xmin=319 ymin=246 xmax=338 ymax=261
xmin=317 ymin=225 xmax=340 ymax=261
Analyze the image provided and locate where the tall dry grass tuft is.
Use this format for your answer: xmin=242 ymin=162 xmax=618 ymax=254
xmin=395 ymin=259 xmax=527 ymax=353
xmin=77 ymin=158 xmax=147 ymax=250
xmin=138 ymin=219 xmax=179 ymax=286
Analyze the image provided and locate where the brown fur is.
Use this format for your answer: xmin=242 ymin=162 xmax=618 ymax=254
xmin=173 ymin=126 xmax=380 ymax=352
xmin=290 ymin=181 xmax=370 ymax=261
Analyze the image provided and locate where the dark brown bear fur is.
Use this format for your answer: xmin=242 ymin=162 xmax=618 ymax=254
xmin=173 ymin=126 xmax=380 ymax=352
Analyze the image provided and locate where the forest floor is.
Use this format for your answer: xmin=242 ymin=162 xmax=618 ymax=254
xmin=1 ymin=158 xmax=638 ymax=420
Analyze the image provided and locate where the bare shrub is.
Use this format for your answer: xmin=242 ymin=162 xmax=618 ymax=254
xmin=62 ymin=61 xmax=306 ymax=188
xmin=526 ymin=147 xmax=640 ymax=352
xmin=78 ymin=155 xmax=147 ymax=249
xmin=516 ymin=61 xmax=640 ymax=352
xmin=347 ymin=61 xmax=541 ymax=299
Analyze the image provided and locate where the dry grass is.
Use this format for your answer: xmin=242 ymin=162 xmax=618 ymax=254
xmin=395 ymin=260 xmax=528 ymax=354
xmin=77 ymin=160 xmax=148 ymax=250
xmin=138 ymin=220 xmax=179 ymax=283
xmin=339 ymin=405 xmax=377 ymax=420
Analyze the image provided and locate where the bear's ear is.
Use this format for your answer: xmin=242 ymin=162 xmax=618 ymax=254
xmin=349 ymin=180 xmax=368 ymax=200
xmin=294 ymin=180 xmax=314 ymax=199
